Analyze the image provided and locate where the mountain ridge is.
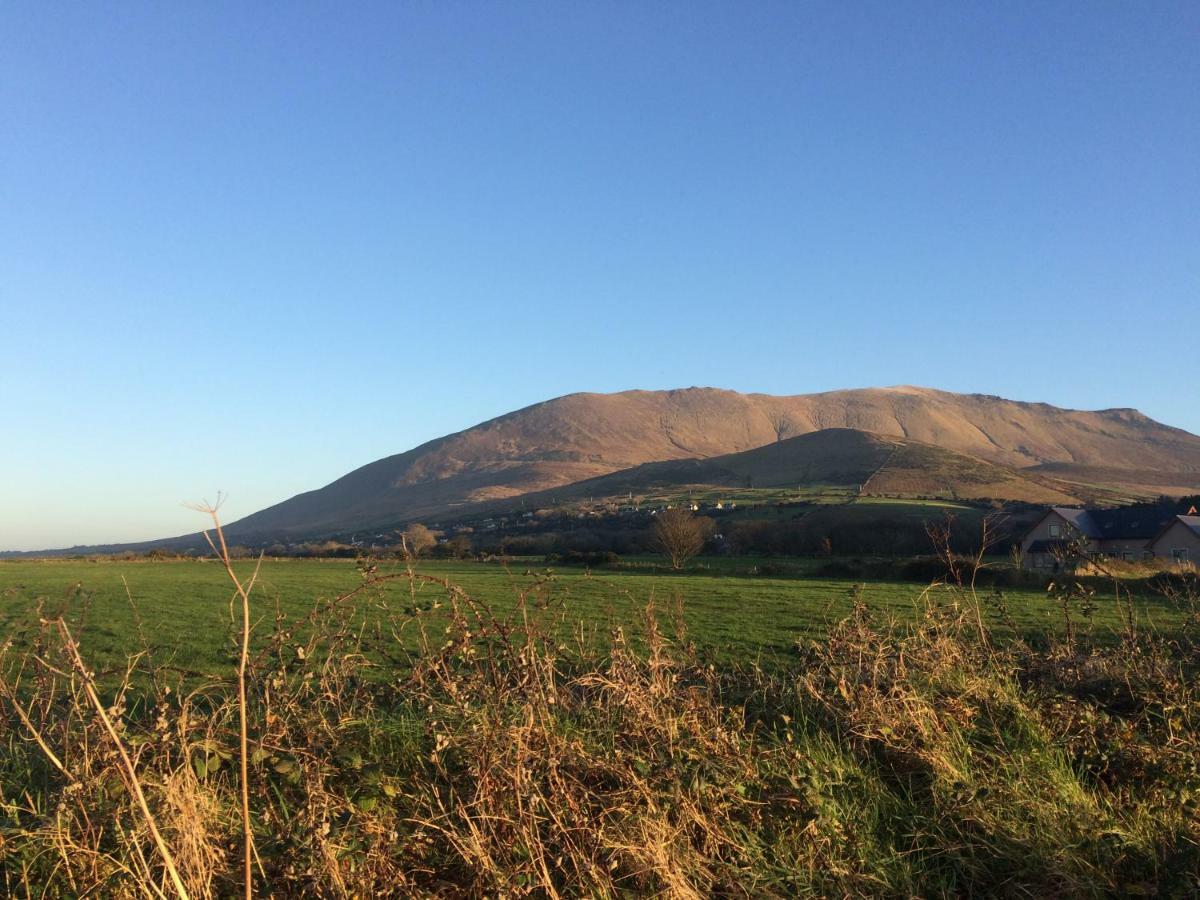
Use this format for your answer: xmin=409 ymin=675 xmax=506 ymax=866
xmin=9 ymin=385 xmax=1197 ymax=555
xmin=219 ymin=385 xmax=1200 ymax=540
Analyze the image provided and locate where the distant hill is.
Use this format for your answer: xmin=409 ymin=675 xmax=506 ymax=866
xmin=13 ymin=386 xmax=1198 ymax=556
xmin=214 ymin=386 xmax=1200 ymax=541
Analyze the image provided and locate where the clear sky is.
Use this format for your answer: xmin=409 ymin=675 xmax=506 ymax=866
xmin=2 ymin=2 xmax=1197 ymax=550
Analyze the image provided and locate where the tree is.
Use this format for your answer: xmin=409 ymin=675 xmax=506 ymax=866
xmin=447 ymin=534 xmax=472 ymax=558
xmin=652 ymin=507 xmax=711 ymax=570
xmin=402 ymin=523 xmax=436 ymax=558
xmin=432 ymin=534 xmax=472 ymax=559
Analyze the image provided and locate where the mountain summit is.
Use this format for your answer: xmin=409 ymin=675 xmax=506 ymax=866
xmin=222 ymin=386 xmax=1200 ymax=540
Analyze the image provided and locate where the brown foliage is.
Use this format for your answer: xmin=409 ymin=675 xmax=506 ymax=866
xmin=652 ymin=508 xmax=710 ymax=569
xmin=402 ymin=523 xmax=436 ymax=558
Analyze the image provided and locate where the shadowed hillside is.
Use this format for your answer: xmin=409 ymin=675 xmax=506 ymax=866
xmin=494 ymin=428 xmax=1086 ymax=509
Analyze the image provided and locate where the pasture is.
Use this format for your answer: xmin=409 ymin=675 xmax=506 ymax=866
xmin=0 ymin=556 xmax=1184 ymax=682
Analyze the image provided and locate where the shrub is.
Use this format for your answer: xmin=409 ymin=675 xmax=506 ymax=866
xmin=1147 ymin=568 xmax=1200 ymax=596
xmin=814 ymin=560 xmax=864 ymax=578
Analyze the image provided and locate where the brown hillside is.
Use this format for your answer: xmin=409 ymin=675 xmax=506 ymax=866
xmin=495 ymin=429 xmax=1085 ymax=511
xmin=1027 ymin=463 xmax=1200 ymax=497
xmin=224 ymin=387 xmax=1200 ymax=538
xmin=858 ymin=441 xmax=1083 ymax=504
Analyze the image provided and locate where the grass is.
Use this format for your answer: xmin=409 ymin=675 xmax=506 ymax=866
xmin=620 ymin=486 xmax=859 ymax=507
xmin=850 ymin=496 xmax=976 ymax=510
xmin=2 ymin=553 xmax=1198 ymax=896
xmin=0 ymin=557 xmax=1185 ymax=682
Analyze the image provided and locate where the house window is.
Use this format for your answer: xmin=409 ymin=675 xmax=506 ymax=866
xmin=1143 ymin=551 xmax=1155 ymax=561
xmin=1122 ymin=552 xmax=1134 ymax=562
xmin=1174 ymin=549 xmax=1189 ymax=562
xmin=1048 ymin=524 xmax=1062 ymax=538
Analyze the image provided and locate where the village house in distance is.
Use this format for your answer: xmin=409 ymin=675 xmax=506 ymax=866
xmin=1020 ymin=506 xmax=1200 ymax=571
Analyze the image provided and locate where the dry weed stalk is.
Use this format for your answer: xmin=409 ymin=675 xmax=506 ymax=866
xmin=55 ymin=618 xmax=191 ymax=900
xmin=189 ymin=496 xmax=261 ymax=900
xmin=0 ymin=674 xmax=72 ymax=782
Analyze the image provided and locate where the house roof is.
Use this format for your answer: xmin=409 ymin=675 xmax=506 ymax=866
xmin=1050 ymin=507 xmax=1100 ymax=537
xmin=1151 ymin=515 xmax=1200 ymax=544
xmin=1048 ymin=506 xmax=1179 ymax=541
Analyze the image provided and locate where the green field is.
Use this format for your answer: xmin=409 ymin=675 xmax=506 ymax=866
xmin=0 ymin=557 xmax=1182 ymax=681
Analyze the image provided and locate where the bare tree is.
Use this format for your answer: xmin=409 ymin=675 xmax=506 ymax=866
xmin=653 ymin=507 xmax=711 ymax=570
xmin=767 ymin=411 xmax=797 ymax=443
xmin=402 ymin=523 xmax=436 ymax=559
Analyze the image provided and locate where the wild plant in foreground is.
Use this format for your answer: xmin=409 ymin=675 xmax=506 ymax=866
xmin=1 ymin=544 xmax=1198 ymax=897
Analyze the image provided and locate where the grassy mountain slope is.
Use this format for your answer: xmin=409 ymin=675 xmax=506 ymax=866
xmin=1027 ymin=463 xmax=1200 ymax=498
xmin=488 ymin=429 xmax=1085 ymax=512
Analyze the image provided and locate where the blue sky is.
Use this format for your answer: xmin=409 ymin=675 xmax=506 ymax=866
xmin=2 ymin=2 xmax=1197 ymax=550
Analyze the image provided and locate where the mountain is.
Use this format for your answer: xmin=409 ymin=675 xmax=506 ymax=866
xmin=218 ymin=386 xmax=1200 ymax=540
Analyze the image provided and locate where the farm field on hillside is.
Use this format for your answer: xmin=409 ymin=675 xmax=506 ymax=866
xmin=0 ymin=558 xmax=1184 ymax=682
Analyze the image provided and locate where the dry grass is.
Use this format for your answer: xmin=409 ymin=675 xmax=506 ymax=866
xmin=2 ymin=540 xmax=1199 ymax=896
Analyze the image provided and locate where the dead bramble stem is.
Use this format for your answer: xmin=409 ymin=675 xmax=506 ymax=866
xmin=0 ymin=672 xmax=74 ymax=782
xmin=54 ymin=618 xmax=191 ymax=900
